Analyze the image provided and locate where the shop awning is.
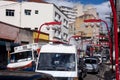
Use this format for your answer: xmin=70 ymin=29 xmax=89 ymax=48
xmin=0 ymin=41 xmax=20 ymax=46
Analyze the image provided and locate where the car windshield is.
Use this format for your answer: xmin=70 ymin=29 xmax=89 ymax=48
xmin=37 ymin=53 xmax=76 ymax=71
xmin=10 ymin=51 xmax=32 ymax=63
xmin=85 ymin=59 xmax=97 ymax=64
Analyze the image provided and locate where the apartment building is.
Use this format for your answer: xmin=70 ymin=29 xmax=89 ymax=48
xmin=73 ymin=5 xmax=101 ymax=51
xmin=0 ymin=1 xmax=69 ymax=42
xmin=59 ymin=6 xmax=77 ymax=23
xmin=59 ymin=6 xmax=77 ymax=39
xmin=74 ymin=5 xmax=99 ymax=37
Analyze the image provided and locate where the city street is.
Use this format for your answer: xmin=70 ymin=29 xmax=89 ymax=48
xmin=0 ymin=0 xmax=119 ymax=80
xmin=84 ymin=63 xmax=115 ymax=80
xmin=84 ymin=73 xmax=99 ymax=80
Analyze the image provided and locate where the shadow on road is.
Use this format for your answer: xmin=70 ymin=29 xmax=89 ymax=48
xmin=104 ymin=69 xmax=115 ymax=80
xmin=96 ymin=69 xmax=115 ymax=80
xmin=96 ymin=74 xmax=104 ymax=80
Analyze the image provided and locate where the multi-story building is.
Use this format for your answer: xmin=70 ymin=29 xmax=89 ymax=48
xmin=68 ymin=4 xmax=84 ymax=35
xmin=73 ymin=5 xmax=101 ymax=51
xmin=75 ymin=5 xmax=99 ymax=37
xmin=73 ymin=4 xmax=100 ymax=37
xmin=59 ymin=6 xmax=77 ymax=23
xmin=83 ymin=5 xmax=99 ymax=19
xmin=0 ymin=1 xmax=69 ymax=42
xmin=59 ymin=6 xmax=77 ymax=39
xmin=74 ymin=4 xmax=84 ymax=17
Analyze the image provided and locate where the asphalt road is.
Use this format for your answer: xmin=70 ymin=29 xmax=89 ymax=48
xmin=83 ymin=63 xmax=115 ymax=80
xmin=84 ymin=73 xmax=99 ymax=80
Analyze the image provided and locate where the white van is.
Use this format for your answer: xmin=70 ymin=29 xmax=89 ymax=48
xmin=35 ymin=43 xmax=79 ymax=80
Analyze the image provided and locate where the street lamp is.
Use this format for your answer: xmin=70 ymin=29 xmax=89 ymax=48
xmin=109 ymin=0 xmax=119 ymax=80
xmin=68 ymin=35 xmax=81 ymax=44
xmin=68 ymin=35 xmax=82 ymax=57
xmin=36 ymin=21 xmax=61 ymax=43
xmin=84 ymin=20 xmax=112 ymax=55
xmin=84 ymin=19 xmax=113 ymax=69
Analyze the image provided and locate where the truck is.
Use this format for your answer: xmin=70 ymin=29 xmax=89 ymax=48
xmin=35 ymin=42 xmax=80 ymax=80
xmin=7 ymin=43 xmax=41 ymax=71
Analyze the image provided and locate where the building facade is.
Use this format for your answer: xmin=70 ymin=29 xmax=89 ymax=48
xmin=0 ymin=21 xmax=19 ymax=66
xmin=0 ymin=20 xmax=49 ymax=66
xmin=0 ymin=1 xmax=69 ymax=42
xmin=73 ymin=5 xmax=101 ymax=51
xmin=74 ymin=5 xmax=100 ymax=38
xmin=59 ymin=6 xmax=77 ymax=23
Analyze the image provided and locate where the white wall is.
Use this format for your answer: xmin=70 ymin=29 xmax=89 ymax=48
xmin=21 ymin=2 xmax=54 ymax=29
xmin=0 ymin=1 xmax=54 ymax=29
xmin=74 ymin=4 xmax=84 ymax=17
xmin=53 ymin=5 xmax=69 ymax=41
xmin=0 ymin=1 xmax=69 ymax=42
xmin=0 ymin=1 xmax=21 ymax=26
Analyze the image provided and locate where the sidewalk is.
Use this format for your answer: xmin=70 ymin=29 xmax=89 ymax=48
xmin=97 ymin=62 xmax=115 ymax=80
xmin=104 ymin=68 xmax=115 ymax=80
xmin=104 ymin=60 xmax=116 ymax=80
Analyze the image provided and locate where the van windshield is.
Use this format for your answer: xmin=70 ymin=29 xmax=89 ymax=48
xmin=10 ymin=51 xmax=32 ymax=63
xmin=37 ymin=53 xmax=76 ymax=71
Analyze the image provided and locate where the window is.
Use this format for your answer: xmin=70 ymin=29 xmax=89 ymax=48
xmin=24 ymin=9 xmax=31 ymax=15
xmin=64 ymin=19 xmax=68 ymax=25
xmin=6 ymin=9 xmax=15 ymax=16
xmin=35 ymin=10 xmax=38 ymax=14
xmin=37 ymin=53 xmax=75 ymax=71
xmin=10 ymin=51 xmax=32 ymax=63
xmin=55 ymin=12 xmax=61 ymax=20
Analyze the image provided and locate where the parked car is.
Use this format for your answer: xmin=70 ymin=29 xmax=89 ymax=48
xmin=102 ymin=56 xmax=107 ymax=63
xmin=0 ymin=70 xmax=55 ymax=80
xmin=84 ymin=57 xmax=100 ymax=73
xmin=93 ymin=53 xmax=102 ymax=64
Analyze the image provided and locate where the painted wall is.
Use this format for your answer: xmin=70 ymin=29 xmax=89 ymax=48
xmin=0 ymin=1 xmax=21 ymax=27
xmin=0 ymin=21 xmax=19 ymax=41
xmin=0 ymin=1 xmax=69 ymax=42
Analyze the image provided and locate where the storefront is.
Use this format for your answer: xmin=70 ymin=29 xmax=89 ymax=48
xmin=0 ymin=22 xmax=20 ymax=66
xmin=0 ymin=21 xmax=49 ymax=67
xmin=33 ymin=31 xmax=49 ymax=44
xmin=0 ymin=40 xmax=19 ymax=66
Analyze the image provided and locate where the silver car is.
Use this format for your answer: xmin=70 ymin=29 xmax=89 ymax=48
xmin=84 ymin=57 xmax=100 ymax=73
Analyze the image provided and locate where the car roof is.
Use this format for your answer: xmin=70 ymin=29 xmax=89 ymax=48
xmin=0 ymin=70 xmax=55 ymax=80
xmin=40 ymin=44 xmax=77 ymax=53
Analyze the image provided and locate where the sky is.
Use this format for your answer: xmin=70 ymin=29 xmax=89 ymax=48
xmin=44 ymin=0 xmax=112 ymax=29
xmin=67 ymin=0 xmax=108 ymax=5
